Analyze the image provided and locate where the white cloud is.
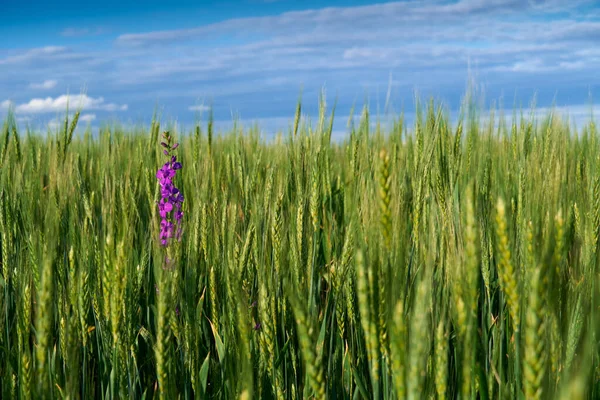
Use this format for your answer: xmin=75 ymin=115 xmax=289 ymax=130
xmin=46 ymin=113 xmax=96 ymax=129
xmin=558 ymin=61 xmax=586 ymax=70
xmin=1 ymin=100 xmax=11 ymax=110
xmin=1 ymin=0 xmax=598 ymax=124
xmin=264 ymin=76 xmax=289 ymax=85
xmin=47 ymin=119 xmax=60 ymax=130
xmin=188 ymin=105 xmax=210 ymax=112
xmin=492 ymin=58 xmax=547 ymax=73
xmin=61 ymin=27 xmax=106 ymax=37
xmin=115 ymin=0 xmax=598 ymax=48
xmin=533 ymin=104 xmax=599 ymax=121
xmin=109 ymin=0 xmax=600 ymax=90
xmin=61 ymin=28 xmax=91 ymax=37
xmin=5 ymin=94 xmax=127 ymax=114
xmin=80 ymin=113 xmax=96 ymax=123
xmin=343 ymin=47 xmax=390 ymax=61
xmin=0 ymin=46 xmax=66 ymax=65
xmin=29 ymin=79 xmax=58 ymax=90
xmin=469 ymin=103 xmax=599 ymax=133
xmin=509 ymin=58 xmax=545 ymax=72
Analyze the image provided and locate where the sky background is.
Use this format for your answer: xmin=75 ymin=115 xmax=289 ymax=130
xmin=1 ymin=0 xmax=599 ymax=138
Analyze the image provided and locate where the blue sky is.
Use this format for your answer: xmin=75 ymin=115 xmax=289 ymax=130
xmin=1 ymin=0 xmax=599 ymax=137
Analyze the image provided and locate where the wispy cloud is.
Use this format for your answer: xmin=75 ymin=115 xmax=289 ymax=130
xmin=61 ymin=27 xmax=106 ymax=37
xmin=1 ymin=0 xmax=598 ymax=131
xmin=0 ymin=46 xmax=66 ymax=65
xmin=109 ymin=0 xmax=600 ymax=89
xmin=47 ymin=119 xmax=61 ymax=130
xmin=4 ymin=94 xmax=127 ymax=114
xmin=115 ymin=1 xmax=599 ymax=48
xmin=533 ymin=104 xmax=598 ymax=123
xmin=188 ymin=105 xmax=210 ymax=112
xmin=44 ymin=112 xmax=96 ymax=130
xmin=80 ymin=113 xmax=96 ymax=123
xmin=29 ymin=79 xmax=58 ymax=90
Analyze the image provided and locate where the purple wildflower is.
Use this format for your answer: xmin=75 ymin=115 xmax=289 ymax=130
xmin=156 ymin=131 xmax=184 ymax=247
xmin=156 ymin=164 xmax=175 ymax=186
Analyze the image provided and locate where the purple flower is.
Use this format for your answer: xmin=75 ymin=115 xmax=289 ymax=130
xmin=156 ymin=131 xmax=184 ymax=248
xmin=174 ymin=210 xmax=183 ymax=222
xmin=160 ymin=218 xmax=173 ymax=230
xmin=156 ymin=164 xmax=175 ymax=186
xmin=161 ymin=184 xmax=172 ymax=198
xmin=170 ymin=192 xmax=184 ymax=204
xmin=159 ymin=200 xmax=174 ymax=218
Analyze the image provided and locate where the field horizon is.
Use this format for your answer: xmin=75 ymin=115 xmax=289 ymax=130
xmin=2 ymin=85 xmax=599 ymax=142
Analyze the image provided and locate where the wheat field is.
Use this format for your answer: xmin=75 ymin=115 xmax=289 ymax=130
xmin=0 ymin=97 xmax=598 ymax=399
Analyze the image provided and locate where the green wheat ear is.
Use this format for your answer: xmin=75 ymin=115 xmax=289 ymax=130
xmin=495 ymin=197 xmax=520 ymax=331
xmin=523 ymin=267 xmax=547 ymax=400
xmin=391 ymin=300 xmax=406 ymax=399
xmin=35 ymin=255 xmax=54 ymax=396
xmin=290 ymin=296 xmax=325 ymax=399
xmin=379 ymin=149 xmax=392 ymax=251
xmin=356 ymin=249 xmax=381 ymax=399
xmin=435 ymin=318 xmax=448 ymax=400
xmin=407 ymin=278 xmax=431 ymax=400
